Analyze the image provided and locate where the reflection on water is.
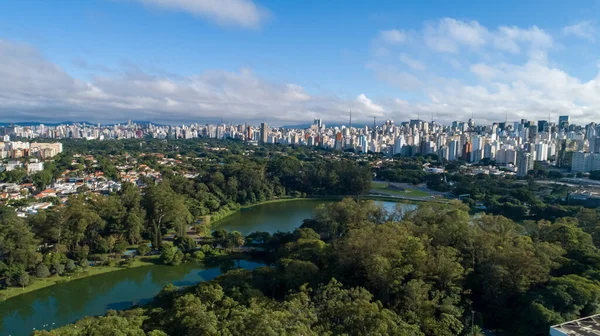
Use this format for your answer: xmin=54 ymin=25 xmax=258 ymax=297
xmin=0 ymin=199 xmax=415 ymax=336
xmin=216 ymin=199 xmax=415 ymax=235
xmin=0 ymin=260 xmax=263 ymax=336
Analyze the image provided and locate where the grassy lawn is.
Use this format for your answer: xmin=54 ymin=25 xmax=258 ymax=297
xmin=0 ymin=256 xmax=160 ymax=301
xmin=371 ymin=181 xmax=430 ymax=198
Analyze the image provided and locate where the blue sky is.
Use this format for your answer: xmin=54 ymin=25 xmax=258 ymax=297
xmin=0 ymin=0 xmax=600 ymax=125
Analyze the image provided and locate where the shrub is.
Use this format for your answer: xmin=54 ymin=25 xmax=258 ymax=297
xmin=192 ymin=251 xmax=205 ymax=261
xmin=53 ymin=263 xmax=65 ymax=276
xmin=137 ymin=244 xmax=151 ymax=256
xmin=35 ymin=264 xmax=51 ymax=278
xmin=65 ymin=259 xmax=77 ymax=273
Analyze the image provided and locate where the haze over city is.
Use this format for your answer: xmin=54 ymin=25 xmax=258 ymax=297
xmin=2 ymin=0 xmax=600 ymax=125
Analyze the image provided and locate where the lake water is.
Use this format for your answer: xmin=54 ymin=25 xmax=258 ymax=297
xmin=0 ymin=199 xmax=415 ymax=335
xmin=0 ymin=261 xmax=264 ymax=336
xmin=216 ymin=199 xmax=416 ymax=235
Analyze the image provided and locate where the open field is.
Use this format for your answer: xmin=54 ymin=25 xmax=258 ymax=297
xmin=371 ymin=181 xmax=431 ymax=198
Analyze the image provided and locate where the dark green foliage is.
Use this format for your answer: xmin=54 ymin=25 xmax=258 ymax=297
xmin=35 ymin=263 xmax=50 ymax=278
xmin=136 ymin=244 xmax=151 ymax=256
xmin=31 ymin=199 xmax=600 ymax=335
xmin=174 ymin=236 xmax=197 ymax=253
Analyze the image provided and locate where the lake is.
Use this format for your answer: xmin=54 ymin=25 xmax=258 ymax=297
xmin=215 ymin=198 xmax=416 ymax=235
xmin=0 ymin=199 xmax=415 ymax=335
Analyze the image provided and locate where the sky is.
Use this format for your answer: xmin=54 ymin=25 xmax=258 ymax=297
xmin=1 ymin=0 xmax=600 ymax=125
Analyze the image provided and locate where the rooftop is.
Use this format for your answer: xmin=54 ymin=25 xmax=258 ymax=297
xmin=551 ymin=314 xmax=600 ymax=336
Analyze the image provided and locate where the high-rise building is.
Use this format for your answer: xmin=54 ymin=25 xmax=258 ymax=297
xmin=590 ymin=137 xmax=600 ymax=154
xmin=534 ymin=143 xmax=548 ymax=161
xmin=559 ymin=115 xmax=570 ymax=129
xmin=517 ymin=151 xmax=534 ymax=177
xmin=463 ymin=141 xmax=472 ymax=161
xmin=538 ymin=120 xmax=549 ymax=133
xmin=260 ymin=123 xmax=268 ymax=144
xmin=470 ymin=135 xmax=484 ymax=162
xmin=448 ymin=140 xmax=459 ymax=161
xmin=246 ymin=126 xmax=253 ymax=140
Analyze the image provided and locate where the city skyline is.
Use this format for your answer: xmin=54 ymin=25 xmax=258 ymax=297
xmin=2 ymin=1 xmax=600 ymax=124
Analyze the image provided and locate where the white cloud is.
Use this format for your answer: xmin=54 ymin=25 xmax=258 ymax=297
xmin=493 ymin=25 xmax=553 ymax=61
xmin=356 ymin=94 xmax=385 ymax=115
xmin=0 ymin=39 xmax=398 ymax=124
xmin=421 ymin=18 xmax=553 ymax=59
xmin=470 ymin=63 xmax=498 ymax=80
xmin=132 ymin=0 xmax=270 ymax=29
xmin=378 ymin=29 xmax=407 ymax=44
xmin=563 ymin=21 xmax=596 ymax=42
xmin=424 ymin=18 xmax=488 ymax=53
xmin=399 ymin=53 xmax=426 ymax=71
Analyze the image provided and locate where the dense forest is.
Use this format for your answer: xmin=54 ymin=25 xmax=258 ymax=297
xmin=0 ymin=138 xmax=372 ymax=290
xmin=28 ymin=199 xmax=600 ymax=335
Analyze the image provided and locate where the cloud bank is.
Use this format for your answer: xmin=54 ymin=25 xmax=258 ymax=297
xmin=2 ymin=17 xmax=600 ymax=125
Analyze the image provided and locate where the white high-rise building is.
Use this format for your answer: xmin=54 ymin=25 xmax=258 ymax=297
xmin=534 ymin=143 xmax=548 ymax=161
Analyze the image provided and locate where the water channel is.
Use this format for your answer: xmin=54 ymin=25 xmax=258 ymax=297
xmin=0 ymin=199 xmax=415 ymax=335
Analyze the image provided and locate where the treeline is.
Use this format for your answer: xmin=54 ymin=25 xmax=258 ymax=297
xmin=167 ymin=155 xmax=372 ymax=218
xmin=0 ymin=152 xmax=371 ymax=289
xmin=452 ymin=174 xmax=577 ymax=221
xmin=376 ymin=158 xmax=580 ymax=220
xmin=34 ymin=199 xmax=600 ymax=335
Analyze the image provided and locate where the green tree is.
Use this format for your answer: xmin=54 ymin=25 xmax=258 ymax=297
xmin=143 ymin=182 xmax=192 ymax=248
xmin=35 ymin=263 xmax=50 ymax=278
xmin=174 ymin=236 xmax=197 ymax=253
xmin=136 ymin=244 xmax=151 ymax=256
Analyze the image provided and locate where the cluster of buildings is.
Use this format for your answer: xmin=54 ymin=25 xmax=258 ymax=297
xmin=1 ymin=115 xmax=597 ymax=176
xmin=0 ymin=140 xmax=63 ymax=174
xmin=0 ymin=140 xmax=63 ymax=160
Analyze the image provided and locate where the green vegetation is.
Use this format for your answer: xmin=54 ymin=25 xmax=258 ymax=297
xmin=0 ymin=139 xmax=373 ymax=299
xmin=371 ymin=181 xmax=430 ymax=198
xmin=451 ymin=174 xmax=578 ymax=221
xmin=33 ymin=198 xmax=600 ymax=335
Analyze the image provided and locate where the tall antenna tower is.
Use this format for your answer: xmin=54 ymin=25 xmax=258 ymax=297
xmin=349 ymin=111 xmax=352 ymax=129
xmin=373 ymin=116 xmax=376 ymax=130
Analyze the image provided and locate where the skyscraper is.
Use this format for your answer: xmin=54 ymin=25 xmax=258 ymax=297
xmin=463 ymin=141 xmax=472 ymax=161
xmin=246 ymin=125 xmax=253 ymax=140
xmin=538 ymin=120 xmax=548 ymax=133
xmin=260 ymin=123 xmax=268 ymax=144
xmin=517 ymin=151 xmax=534 ymax=177
xmin=559 ymin=115 xmax=570 ymax=129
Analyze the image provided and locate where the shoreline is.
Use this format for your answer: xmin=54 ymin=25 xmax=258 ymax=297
xmin=0 ymin=256 xmax=160 ymax=301
xmin=3 ymin=196 xmax=424 ymax=301
xmin=208 ymin=194 xmax=430 ymax=227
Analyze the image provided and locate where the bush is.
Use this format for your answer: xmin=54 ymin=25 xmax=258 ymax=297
xmin=15 ymin=271 xmax=30 ymax=288
xmin=160 ymin=243 xmax=177 ymax=265
xmin=174 ymin=236 xmax=197 ymax=253
xmin=53 ymin=263 xmax=65 ymax=276
xmin=121 ymin=258 xmax=134 ymax=267
xmin=35 ymin=264 xmax=51 ymax=278
xmin=65 ymin=259 xmax=77 ymax=273
xmin=79 ymin=259 xmax=89 ymax=270
xmin=137 ymin=244 xmax=151 ymax=256
xmin=172 ymin=250 xmax=184 ymax=266
xmin=114 ymin=239 xmax=129 ymax=254
xmin=192 ymin=251 xmax=205 ymax=261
